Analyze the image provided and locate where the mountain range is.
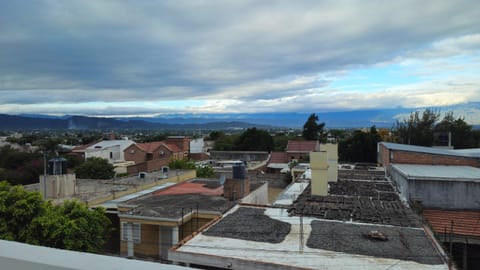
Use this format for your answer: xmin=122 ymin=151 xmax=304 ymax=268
xmin=2 ymin=102 xmax=479 ymax=130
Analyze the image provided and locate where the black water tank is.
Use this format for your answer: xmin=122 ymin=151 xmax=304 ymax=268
xmin=48 ymin=157 xmax=68 ymax=175
xmin=232 ymin=165 xmax=246 ymax=179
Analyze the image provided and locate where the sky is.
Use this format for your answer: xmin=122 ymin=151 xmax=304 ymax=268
xmin=1 ymin=1 xmax=480 ymax=117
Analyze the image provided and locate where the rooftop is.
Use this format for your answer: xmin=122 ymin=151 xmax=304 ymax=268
xmin=380 ymin=142 xmax=480 ymax=158
xmin=391 ymin=164 xmax=480 ymax=181
xmin=174 ymin=206 xmax=446 ymax=269
xmin=423 ymin=209 xmax=480 ymax=238
xmin=86 ymin=139 xmax=135 ymax=151
xmin=153 ymin=179 xmax=223 ymax=196
xmin=171 ymin=168 xmax=447 ymax=269
xmin=268 ymin=151 xmax=288 ymax=164
xmin=286 ymin=140 xmax=319 ymax=152
xmin=290 ymin=169 xmax=421 ymax=227
xmin=119 ymin=193 xmax=234 ymax=220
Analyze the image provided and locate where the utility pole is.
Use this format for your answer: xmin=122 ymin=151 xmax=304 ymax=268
xmin=43 ymin=150 xmax=47 ymax=199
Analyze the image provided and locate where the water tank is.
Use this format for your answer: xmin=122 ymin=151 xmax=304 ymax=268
xmin=48 ymin=157 xmax=68 ymax=175
xmin=232 ymin=165 xmax=246 ymax=179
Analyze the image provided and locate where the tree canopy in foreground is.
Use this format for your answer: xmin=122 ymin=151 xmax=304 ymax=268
xmin=0 ymin=181 xmax=111 ymax=253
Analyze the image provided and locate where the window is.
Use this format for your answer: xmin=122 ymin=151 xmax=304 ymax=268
xmin=121 ymin=222 xmax=141 ymax=243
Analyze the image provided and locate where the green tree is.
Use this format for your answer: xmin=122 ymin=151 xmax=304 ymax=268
xmin=207 ymin=131 xmax=225 ymax=141
xmin=196 ymin=165 xmax=215 ymax=178
xmin=0 ymin=181 xmax=110 ymax=253
xmin=302 ymin=113 xmax=325 ymax=141
xmin=27 ymin=200 xmax=111 ymax=253
xmin=395 ymin=109 xmax=440 ymax=146
xmin=75 ymin=157 xmax=115 ymax=179
xmin=0 ymin=181 xmax=46 ymax=242
xmin=213 ymin=134 xmax=237 ymax=151
xmin=434 ymin=112 xmax=475 ymax=149
xmin=168 ymin=159 xmax=196 ymax=169
xmin=339 ymin=126 xmax=381 ymax=162
xmin=234 ymin=128 xmax=274 ymax=151
xmin=0 ymin=146 xmax=43 ymax=185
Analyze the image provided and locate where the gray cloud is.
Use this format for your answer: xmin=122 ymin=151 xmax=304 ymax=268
xmin=0 ymin=1 xmax=480 ymax=114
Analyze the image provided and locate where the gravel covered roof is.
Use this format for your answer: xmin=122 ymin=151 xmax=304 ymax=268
xmin=123 ymin=194 xmax=234 ymax=220
xmin=290 ymin=169 xmax=422 ymax=227
xmin=307 ymin=220 xmax=443 ymax=265
xmin=204 ymin=207 xmax=291 ymax=243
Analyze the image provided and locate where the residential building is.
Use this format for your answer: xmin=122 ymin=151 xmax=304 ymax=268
xmin=124 ymin=141 xmax=183 ymax=174
xmin=84 ymin=139 xmax=135 ymax=164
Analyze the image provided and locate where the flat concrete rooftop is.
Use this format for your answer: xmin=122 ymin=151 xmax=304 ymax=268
xmin=172 ymin=206 xmax=447 ymax=270
xmin=391 ymin=164 xmax=480 ymax=181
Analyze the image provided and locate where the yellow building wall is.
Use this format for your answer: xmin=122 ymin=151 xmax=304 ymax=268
xmin=311 ymin=169 xmax=328 ymax=196
xmin=120 ymin=224 xmax=159 ymax=259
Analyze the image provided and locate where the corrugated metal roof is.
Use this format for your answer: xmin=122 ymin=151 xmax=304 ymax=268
xmin=380 ymin=142 xmax=480 ymax=158
xmin=424 ymin=209 xmax=480 ymax=237
xmin=391 ymin=164 xmax=480 ymax=181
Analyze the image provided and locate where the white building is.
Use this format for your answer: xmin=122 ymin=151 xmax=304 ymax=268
xmin=85 ymin=140 xmax=135 ymax=163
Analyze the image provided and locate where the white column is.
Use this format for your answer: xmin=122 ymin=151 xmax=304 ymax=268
xmin=172 ymin=227 xmax=179 ymax=245
xmin=127 ymin=223 xmax=134 ymax=257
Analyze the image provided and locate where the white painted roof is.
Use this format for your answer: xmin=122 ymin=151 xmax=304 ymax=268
xmin=97 ymin=182 xmax=176 ymax=209
xmin=391 ymin=164 xmax=480 ymax=181
xmin=174 ymin=207 xmax=447 ymax=270
xmin=266 ymin=163 xmax=289 ymax=169
xmin=273 ymin=182 xmax=309 ymax=206
xmin=0 ymin=240 xmax=189 ymax=270
xmin=380 ymin=142 xmax=480 ymax=158
xmin=87 ymin=140 xmax=135 ymax=151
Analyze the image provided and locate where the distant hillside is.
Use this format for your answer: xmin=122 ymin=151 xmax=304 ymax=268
xmin=0 ymin=114 xmax=272 ymax=130
xmin=2 ymin=102 xmax=479 ymax=130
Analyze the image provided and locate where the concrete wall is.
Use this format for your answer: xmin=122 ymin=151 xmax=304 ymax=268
xmin=241 ymin=182 xmax=269 ymax=205
xmin=389 ymin=166 xmax=480 ymax=209
xmin=39 ymin=174 xmax=76 ymax=199
xmin=169 ymin=250 xmax=304 ymax=270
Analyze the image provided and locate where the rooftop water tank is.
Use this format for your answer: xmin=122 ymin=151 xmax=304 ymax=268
xmin=232 ymin=165 xmax=246 ymax=179
xmin=48 ymin=157 xmax=68 ymax=175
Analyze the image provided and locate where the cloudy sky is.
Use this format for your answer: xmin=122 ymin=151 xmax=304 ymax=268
xmin=1 ymin=1 xmax=479 ymax=117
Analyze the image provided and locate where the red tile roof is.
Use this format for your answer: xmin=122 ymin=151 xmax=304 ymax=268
xmin=154 ymin=181 xmax=223 ymax=196
xmin=135 ymin=141 xmax=182 ymax=153
xmin=268 ymin=152 xmax=288 ymax=164
xmin=136 ymin=141 xmax=165 ymax=153
xmin=423 ymin=209 xmax=480 ymax=237
xmin=286 ymin=140 xmax=318 ymax=152
xmin=164 ymin=143 xmax=182 ymax=153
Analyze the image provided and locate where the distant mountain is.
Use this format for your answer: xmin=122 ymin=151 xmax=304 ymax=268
xmin=2 ymin=102 xmax=479 ymax=130
xmin=0 ymin=114 xmax=272 ymax=130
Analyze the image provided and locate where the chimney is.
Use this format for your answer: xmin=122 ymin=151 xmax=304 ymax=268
xmin=310 ymin=151 xmax=328 ymax=196
xmin=321 ymin=143 xmax=338 ymax=182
